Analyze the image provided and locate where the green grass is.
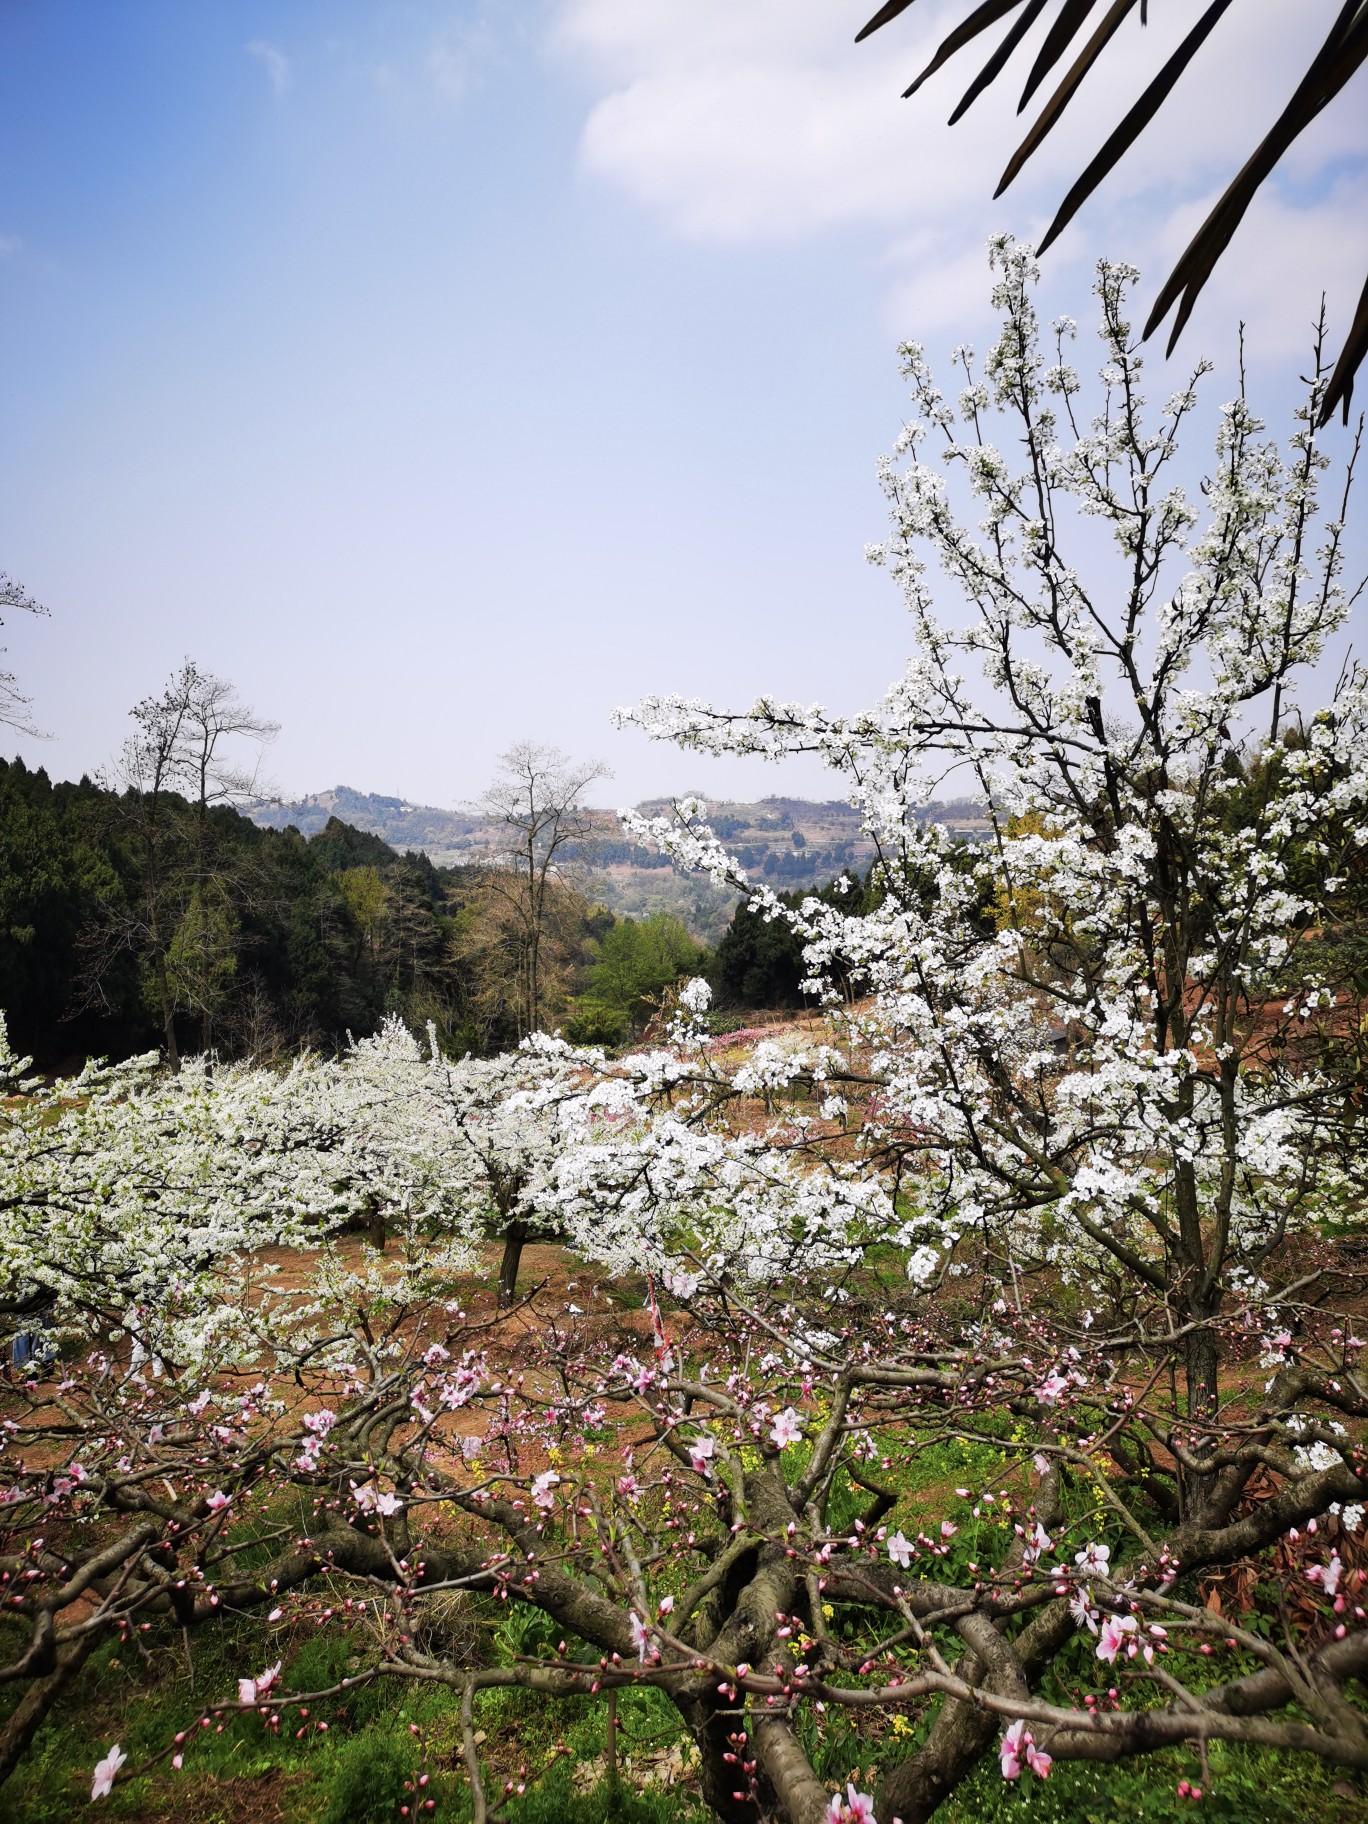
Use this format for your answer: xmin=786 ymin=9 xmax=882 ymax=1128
xmin=938 ymin=1740 xmax=1368 ymax=1822
xmin=0 ymin=1602 xmax=714 ymax=1823
xmin=3 ymin=1609 xmax=1366 ymax=1821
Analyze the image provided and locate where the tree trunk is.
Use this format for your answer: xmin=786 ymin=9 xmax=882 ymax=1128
xmin=0 ymin=1630 xmax=101 ymax=1785
xmin=751 ymin=1714 xmax=833 ymax=1824
xmin=1182 ymin=1314 xmax=1222 ymax=1520
xmin=154 ymin=949 xmax=180 ymax=1073
xmin=367 ymin=1201 xmax=387 ymax=1253
xmin=498 ymin=1221 xmax=528 ymax=1305
xmin=605 ymin=1688 xmax=620 ymax=1802
xmin=673 ymin=1696 xmax=762 ymax=1824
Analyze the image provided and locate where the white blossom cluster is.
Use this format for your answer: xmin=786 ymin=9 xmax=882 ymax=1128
xmin=596 ymin=239 xmax=1368 ymax=1325
xmin=0 ymin=1015 xmax=596 ymax=1371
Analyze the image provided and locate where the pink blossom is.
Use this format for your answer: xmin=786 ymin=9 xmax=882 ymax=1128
xmin=629 ymin=1611 xmax=652 ymax=1662
xmin=91 ymin=1743 xmax=127 ymax=1800
xmin=1035 ymin=1374 xmax=1069 ymax=1405
xmin=237 ymin=1660 xmax=281 ymax=1705
xmin=1308 ymin=1552 xmax=1344 ymax=1598
xmin=1074 ymin=1541 xmax=1110 ymax=1579
xmin=1000 ymin=1719 xmax=1028 ymax=1780
xmin=350 ymin=1479 xmax=402 ymax=1517
xmin=1096 ymin=1614 xmax=1138 ymax=1663
xmin=826 ymin=1785 xmax=877 ymax=1823
xmin=770 ymin=1407 xmax=804 ymax=1450
xmin=688 ymin=1436 xmax=715 ymax=1475
xmin=531 ymin=1471 xmax=561 ymax=1511
xmin=1068 ymin=1593 xmax=1099 ymax=1634
xmin=1000 ymin=1720 xmax=1051 ymax=1782
xmin=204 ymin=1490 xmax=230 ymax=1511
xmin=887 ymin=1530 xmax=914 ymax=1569
xmin=941 ymin=1520 xmax=958 ymax=1540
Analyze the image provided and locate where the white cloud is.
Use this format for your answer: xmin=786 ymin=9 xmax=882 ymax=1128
xmin=1149 ymin=173 xmax=1368 ymax=366
xmin=552 ymin=0 xmax=1367 ymax=363
xmin=246 ymin=38 xmax=290 ymax=96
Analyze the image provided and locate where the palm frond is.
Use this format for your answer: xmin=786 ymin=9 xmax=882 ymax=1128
xmin=996 ymin=0 xmax=1138 ymax=195
xmin=857 ymin=0 xmax=1368 ymax=425
xmin=902 ymin=0 xmax=1034 ymax=102
xmin=1016 ymin=0 xmax=1102 ymax=113
xmin=948 ymin=2 xmax=1048 ymax=123
xmin=1035 ymin=0 xmax=1234 ymax=255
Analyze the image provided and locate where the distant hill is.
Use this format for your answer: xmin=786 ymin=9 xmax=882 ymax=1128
xmin=244 ymin=787 xmax=485 ymax=862
xmin=245 ymin=788 xmax=989 ymax=940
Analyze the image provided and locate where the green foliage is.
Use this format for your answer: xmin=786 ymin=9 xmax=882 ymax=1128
xmin=319 ymin=1735 xmax=413 ymax=1824
xmin=166 ymin=883 xmax=239 ymax=1025
xmin=567 ymin=913 xmax=707 ymax=1042
xmin=0 ymin=759 xmax=133 ymax=1063
xmin=492 ymin=1601 xmax=566 ymax=1666
xmin=499 ymin=1758 xmax=706 ymax=1824
xmin=0 ymin=759 xmax=516 ymax=1065
xmin=709 ymin=874 xmax=871 ymax=1009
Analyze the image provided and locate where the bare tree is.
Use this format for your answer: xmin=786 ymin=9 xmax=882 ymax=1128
xmin=452 ymin=870 xmax=594 ymax=1055
xmin=470 ymin=742 xmax=610 ymax=1037
xmin=177 ymin=665 xmax=279 ymax=1050
xmin=111 ymin=676 xmax=195 ymax=1069
xmin=92 ymin=662 xmax=276 ymax=1068
xmin=0 ymin=573 xmax=50 ymax=737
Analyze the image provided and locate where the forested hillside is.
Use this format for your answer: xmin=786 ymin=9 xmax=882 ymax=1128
xmin=0 ymin=756 xmax=794 ymax=1069
xmin=0 ymin=756 xmax=487 ymax=1067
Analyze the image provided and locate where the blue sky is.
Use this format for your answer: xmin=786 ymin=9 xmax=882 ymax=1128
xmin=2 ymin=0 xmax=1365 ymax=808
